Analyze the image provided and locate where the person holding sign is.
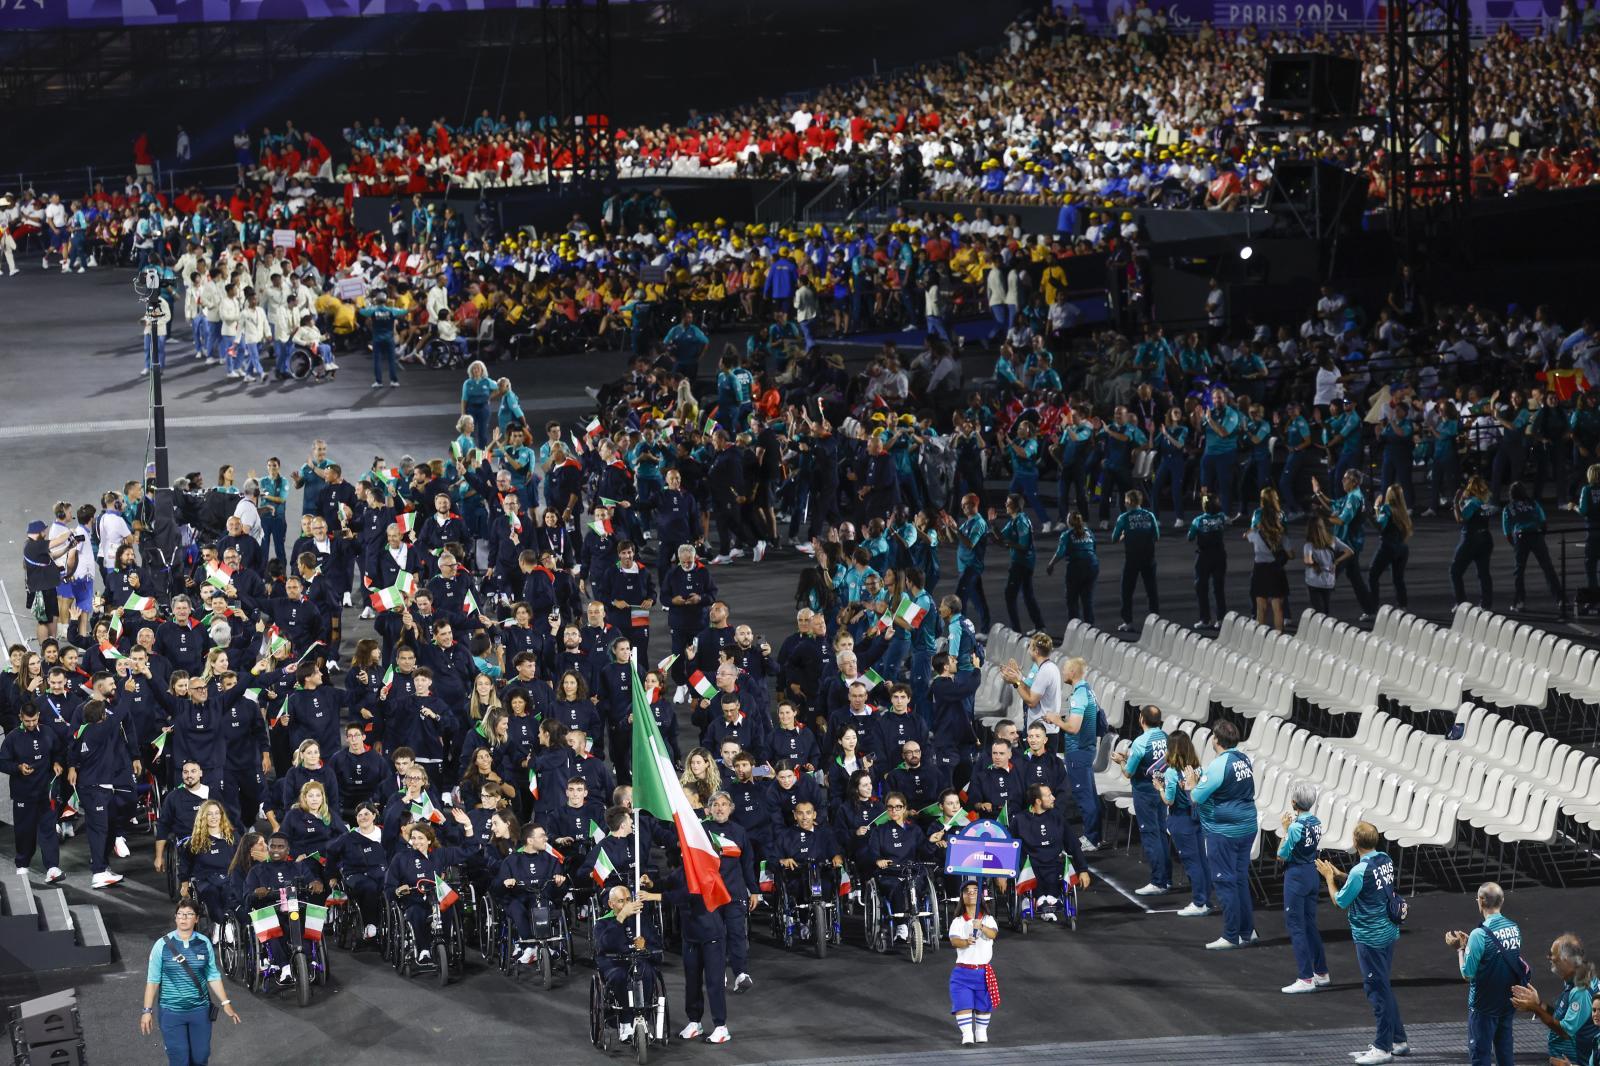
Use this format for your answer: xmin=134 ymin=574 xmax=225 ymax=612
xmin=948 ymin=881 xmax=1000 ymax=1045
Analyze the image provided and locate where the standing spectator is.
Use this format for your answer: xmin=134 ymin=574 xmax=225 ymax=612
xmin=1301 ymin=515 xmax=1351 ymax=615
xmin=1315 ymin=822 xmax=1409 ymax=1065
xmin=1509 ymin=935 xmax=1597 ymax=1066
xmin=1277 ymin=783 xmax=1330 ymax=994
xmin=1111 ymin=704 xmax=1169 ymax=897
xmin=1058 ymin=656 xmax=1102 ymax=853
xmin=461 ymin=360 xmax=495 ymax=447
xmin=1189 ymin=719 xmax=1256 ymax=951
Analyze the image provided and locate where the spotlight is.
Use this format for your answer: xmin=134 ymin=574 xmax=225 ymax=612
xmin=1238 ymin=244 xmax=1254 ymax=261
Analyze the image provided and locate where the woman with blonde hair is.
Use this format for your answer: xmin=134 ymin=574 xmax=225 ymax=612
xmin=679 ymin=747 xmax=721 ymax=797
xmin=271 ymin=739 xmax=340 ymax=831
xmin=1450 ymin=474 xmax=1494 ymax=607
xmin=468 ymin=672 xmax=503 ymax=724
xmin=1368 ymin=484 xmax=1413 ymax=608
xmin=282 ymin=780 xmax=344 ymax=876
xmin=181 ymin=799 xmax=237 ymax=927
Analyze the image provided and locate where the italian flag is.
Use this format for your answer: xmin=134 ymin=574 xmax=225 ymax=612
xmin=370 ymin=585 xmax=407 ymax=612
xmin=527 ymin=768 xmax=539 ymax=799
xmin=150 ymin=731 xmax=169 ymax=761
xmin=585 ymin=417 xmax=604 ymax=439
xmin=861 ymin=667 xmax=886 ymax=689
xmin=302 ymin=903 xmax=327 ymax=941
xmin=709 ymin=830 xmax=741 ymax=858
xmin=205 ymin=562 xmax=235 ymax=589
xmin=895 ymin=595 xmax=928 ymax=628
xmin=588 ymin=516 xmax=613 ymax=537
xmin=702 ymin=413 xmax=718 ymax=436
xmin=1015 ymin=859 xmax=1038 ymax=894
xmin=250 ymin=906 xmax=282 ymax=941
xmin=1063 ymin=854 xmax=1077 ymax=886
xmin=409 ymin=794 xmax=444 ymax=825
xmin=125 ymin=594 xmax=158 ymax=612
xmin=838 ymin=867 xmax=852 ymax=897
xmin=591 ymin=848 xmax=618 ymax=887
xmin=869 ymin=808 xmax=892 ymax=827
xmin=588 ymin=818 xmax=607 ymax=845
xmin=394 ymin=571 xmax=419 ymax=598
xmin=630 ymin=671 xmax=730 ymax=911
xmin=396 ymin=511 xmax=419 ymax=536
xmin=657 ymin=653 xmax=678 ymax=673
xmin=687 ymin=671 xmax=718 ymax=701
xmin=757 ymin=861 xmax=775 ymax=892
xmin=266 ymin=627 xmax=291 ymax=657
xmin=462 ymin=589 xmax=480 ymax=616
xmin=98 ymin=643 xmax=126 ymax=661
xmin=434 ymin=876 xmax=460 ymax=911
xmin=380 ymin=665 xmax=395 ymax=698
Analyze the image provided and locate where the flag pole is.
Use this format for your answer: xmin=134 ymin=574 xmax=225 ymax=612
xmin=631 ymin=646 xmax=643 ymax=941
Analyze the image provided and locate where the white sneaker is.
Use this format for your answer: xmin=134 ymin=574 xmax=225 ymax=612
xmin=325 ymin=361 xmax=339 ymax=371
xmin=706 ymin=1026 xmax=731 ymax=1044
xmin=342 ymin=592 xmax=352 ymax=607
xmin=416 ymin=949 xmax=431 ymax=963
xmin=90 ymin=872 xmax=123 ymax=889
xmin=364 ymin=924 xmax=378 ymax=940
xmin=733 ymin=972 xmax=753 ymax=992
xmin=87 ymin=256 xmax=96 ymax=267
xmin=1173 ymin=518 xmax=1185 ymax=529
xmin=59 ymin=822 xmax=75 ymax=840
xmin=1313 ymin=972 xmax=1331 ymax=987
xmin=1281 ymin=978 xmax=1318 ymax=994
xmin=114 ymin=836 xmax=130 ymax=858
xmin=1352 ymin=1048 xmax=1393 ymax=1065
xmin=680 ymin=1022 xmax=705 ymax=1040
xmin=974 ymin=1029 xmax=988 ymax=1044
xmin=753 ymin=541 xmax=767 ymax=563
xmin=371 ymin=382 xmax=384 ymax=390
xmin=389 ymin=381 xmax=399 ymax=388
xmin=140 ymin=367 xmax=149 ymax=377
xmin=961 ymin=1031 xmax=975 ymax=1045
xmin=223 ymin=924 xmax=236 ymax=944
xmin=708 ymin=554 xmax=733 ymax=566
xmin=518 ymin=946 xmax=536 ymax=966
xmin=45 ymin=867 xmax=64 ymax=883
xmin=895 ymin=924 xmax=909 ymax=942
xmin=1078 ymin=837 xmax=1099 ymax=853
xmin=1175 ymin=903 xmax=1210 ymax=917
xmin=672 ymin=685 xmax=687 ymax=703
xmin=75 ymin=266 xmax=85 ymax=274
xmin=277 ymin=966 xmax=295 ymax=984
xmin=1040 ymin=911 xmax=1058 ymax=922
xmin=796 ymin=542 xmax=815 ymax=554
xmin=360 ymin=606 xmax=375 ymax=620
xmin=1133 ymin=883 xmax=1166 ymax=896
xmin=1204 ymin=936 xmax=1239 ymax=950
xmin=1391 ymin=1042 xmax=1409 ymax=1057
xmin=617 ymin=1023 xmax=633 ymax=1043
xmin=729 ymin=547 xmax=746 ymax=559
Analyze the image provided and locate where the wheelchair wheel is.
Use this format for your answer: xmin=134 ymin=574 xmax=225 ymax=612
xmin=862 ymin=880 xmax=887 ymax=953
xmin=219 ymin=917 xmax=241 ymax=981
xmin=634 ymin=1017 xmax=649 ymax=1065
xmin=433 ymin=939 xmax=450 ymax=988
xmin=337 ymin=900 xmax=362 ymax=952
xmin=1067 ymin=880 xmax=1080 ymax=932
xmin=293 ymin=952 xmax=311 ymax=1009
xmin=287 ymin=347 xmax=313 ymax=380
xmin=924 ymin=872 xmax=945 ymax=951
xmin=587 ymin=973 xmax=605 ymax=1048
xmin=313 ymin=938 xmax=331 ymax=985
xmin=906 ymin=881 xmax=924 ymax=964
xmin=812 ymin=903 xmax=828 ymax=961
xmin=163 ymin=854 xmax=179 ymax=902
xmin=479 ymin=895 xmax=498 ymax=963
xmin=538 ymin=943 xmax=554 ymax=990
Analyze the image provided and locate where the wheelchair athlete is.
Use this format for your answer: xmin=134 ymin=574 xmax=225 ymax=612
xmin=1012 ymin=784 xmax=1091 ymax=921
xmin=328 ymin=803 xmax=388 ymax=942
xmin=496 ymin=823 xmax=570 ymax=966
xmin=384 ymin=821 xmax=476 ymax=967
xmin=178 ymin=800 xmax=238 ymax=930
xmin=775 ymin=800 xmax=844 ymax=900
xmin=241 ymin=833 xmax=326 ymax=985
xmin=593 ymin=885 xmax=664 ymax=1014
xmin=863 ymin=791 xmax=927 ymax=943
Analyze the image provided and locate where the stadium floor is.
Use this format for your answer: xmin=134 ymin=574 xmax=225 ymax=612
xmin=0 ymin=269 xmax=1592 ymax=1063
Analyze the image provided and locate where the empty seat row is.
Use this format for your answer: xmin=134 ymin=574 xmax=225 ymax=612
xmin=1295 ymin=610 xmax=1464 ymax=712
xmin=1059 ymin=620 xmax=1212 ymax=724
xmin=1369 ymin=606 xmax=1551 ymax=710
xmin=1214 ymin=612 xmax=1379 ymax=718
xmin=1451 ymin=605 xmax=1600 ymax=704
xmin=1138 ymin=616 xmax=1294 ymax=720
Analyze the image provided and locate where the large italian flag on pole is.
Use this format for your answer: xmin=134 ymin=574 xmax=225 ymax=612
xmin=629 ymin=671 xmax=731 ymax=911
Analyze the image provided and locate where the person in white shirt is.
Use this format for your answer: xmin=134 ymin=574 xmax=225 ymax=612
xmin=142 ymin=294 xmax=172 ymax=377
xmin=233 ymin=483 xmax=262 ymax=540
xmin=217 ymin=283 xmax=244 ymax=378
xmin=95 ymin=497 xmax=133 ymax=574
xmin=947 ymin=882 xmax=1000 ymax=1045
xmin=237 ymin=291 xmax=270 ymax=382
xmin=199 ymin=270 xmax=224 ymax=363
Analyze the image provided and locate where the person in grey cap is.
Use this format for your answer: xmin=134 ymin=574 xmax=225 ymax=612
xmin=23 ymin=519 xmax=60 ymax=643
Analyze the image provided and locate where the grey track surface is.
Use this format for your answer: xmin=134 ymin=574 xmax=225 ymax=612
xmin=0 ymin=267 xmax=1589 ymax=1065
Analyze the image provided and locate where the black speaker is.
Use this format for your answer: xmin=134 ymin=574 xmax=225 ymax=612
xmin=11 ymin=989 xmax=86 ymax=1066
xmin=1267 ymin=161 xmax=1364 ymax=238
xmin=1265 ymin=54 xmax=1361 ymax=117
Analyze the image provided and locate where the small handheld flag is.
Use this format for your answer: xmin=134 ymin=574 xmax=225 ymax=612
xmin=588 ymin=516 xmax=614 ymax=537
xmin=527 ymin=768 xmax=539 ymax=799
xmin=591 ymin=848 xmax=618 ymax=887
xmin=1015 ymin=859 xmax=1038 ymax=894
xmin=895 ymin=595 xmax=928 ymax=628
xmin=434 ymin=876 xmax=460 ymax=911
xmin=125 ymin=594 xmax=158 ymax=613
xmin=370 ymin=586 xmax=407 ymax=613
xmin=757 ymin=861 xmax=775 ymax=892
xmin=250 ymin=906 xmax=283 ymax=942
xmin=687 ymin=671 xmax=718 ymax=701
xmin=302 ymin=903 xmax=328 ymax=941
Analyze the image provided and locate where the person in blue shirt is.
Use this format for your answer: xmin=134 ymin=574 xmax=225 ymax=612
xmin=1045 ymin=512 xmax=1097 ymax=625
xmin=1278 ymin=402 xmax=1314 ymax=519
xmin=1001 ymin=421 xmax=1052 ymax=530
xmin=1326 ymin=397 xmax=1365 ymax=486
xmin=1110 ymin=705 xmax=1169 ymax=895
xmin=1058 ymin=657 xmax=1102 ymax=851
xmin=1452 ymin=476 xmax=1495 ymax=608
xmin=358 ymin=291 xmax=409 ymax=389
xmin=1368 ymin=485 xmax=1413 ymax=610
xmin=1200 ymin=388 xmax=1244 ymax=520
xmin=1430 ymin=402 xmax=1462 ymax=516
xmin=1241 ymin=403 xmax=1273 ymax=505
xmin=1501 ymin=482 xmax=1562 ymax=612
xmin=1276 ymin=782 xmax=1330 ymax=994
xmin=142 ymin=899 xmax=241 ymax=1060
xmin=1097 ymin=407 xmax=1146 ymax=527
xmin=1160 ymin=730 xmax=1214 ymax=916
xmin=1188 ymin=719 xmax=1256 ymax=950
xmin=1054 ymin=418 xmax=1094 ymax=523
xmin=1579 ymin=463 xmax=1600 ymax=605
xmin=1445 ymin=882 xmax=1526 ymax=1066
xmin=1151 ymin=409 xmax=1191 ymax=526
xmin=1111 ymin=490 xmax=1159 ymax=633
xmin=991 ymin=494 xmax=1045 ymax=634
xmin=1314 ymin=470 xmax=1376 ymax=621
xmin=1377 ymin=398 xmax=1416 ymax=507
xmin=1316 ymin=822 xmax=1408 ymax=1065
xmin=1508 ymin=932 xmax=1596 ymax=1066
xmin=944 ymin=495 xmax=990 ymax=635
xmin=1187 ymin=494 xmax=1229 ymax=629
xmin=460 ymin=361 xmax=496 ymax=449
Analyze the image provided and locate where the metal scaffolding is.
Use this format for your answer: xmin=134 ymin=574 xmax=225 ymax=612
xmin=541 ymin=0 xmax=615 ymax=188
xmin=1385 ymin=0 xmax=1473 ymax=261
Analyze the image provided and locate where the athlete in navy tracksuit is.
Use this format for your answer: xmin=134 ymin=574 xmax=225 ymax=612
xmin=0 ymin=704 xmax=65 ymax=878
xmin=703 ymin=797 xmax=757 ymax=989
xmin=68 ymin=699 xmax=136 ymax=881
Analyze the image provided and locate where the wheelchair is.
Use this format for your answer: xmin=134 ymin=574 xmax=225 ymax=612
xmin=133 ymin=768 xmax=162 ymax=836
xmin=221 ymin=894 xmax=330 ymax=1008
xmin=770 ymin=860 xmax=843 ymax=959
xmin=588 ymin=950 xmax=669 ymax=1064
xmin=489 ymin=883 xmax=577 ymax=990
xmin=284 ymin=346 xmax=334 ymax=382
xmin=860 ymin=863 xmax=939 ymax=963
xmin=388 ymin=887 xmax=468 ymax=987
xmin=421 ymin=338 xmax=468 ymax=371
xmin=162 ymin=837 xmax=185 ymax=902
xmin=1006 ymin=869 xmax=1080 ymax=934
